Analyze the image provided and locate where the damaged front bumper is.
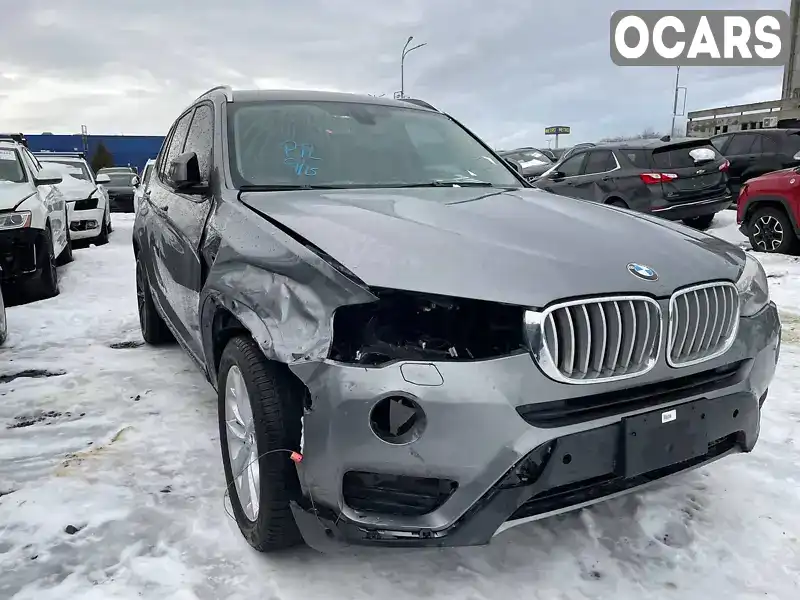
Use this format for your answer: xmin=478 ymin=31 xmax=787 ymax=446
xmin=288 ymin=302 xmax=780 ymax=551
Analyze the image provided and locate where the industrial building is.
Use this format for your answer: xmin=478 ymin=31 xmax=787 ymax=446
xmin=687 ymin=0 xmax=800 ymax=137
xmin=25 ymin=134 xmax=164 ymax=173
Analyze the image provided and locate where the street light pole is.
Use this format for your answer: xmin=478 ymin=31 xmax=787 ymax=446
xmin=401 ymin=36 xmax=427 ymax=98
xmin=670 ymin=66 xmax=681 ymax=137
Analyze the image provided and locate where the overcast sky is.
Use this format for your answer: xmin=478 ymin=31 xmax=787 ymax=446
xmin=0 ymin=0 xmax=791 ymax=148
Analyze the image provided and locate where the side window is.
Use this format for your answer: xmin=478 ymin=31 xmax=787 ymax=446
xmin=158 ymin=110 xmax=194 ymax=179
xmin=759 ymin=135 xmax=779 ymax=153
xmin=623 ymin=149 xmax=650 ymax=168
xmin=710 ymin=135 xmax=732 ymax=152
xmin=583 ymin=150 xmax=616 ymax=175
xmin=557 ymin=153 xmax=585 ymax=177
xmin=726 ymin=134 xmax=757 ymax=155
xmin=750 ymin=136 xmax=763 ymax=154
xmin=182 ymin=104 xmax=214 ymax=180
xmin=19 ymin=149 xmax=39 ymax=175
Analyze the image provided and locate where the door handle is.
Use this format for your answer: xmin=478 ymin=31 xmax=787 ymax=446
xmin=601 ymin=176 xmax=611 ymax=181
xmin=159 ymin=204 xmax=169 ymax=212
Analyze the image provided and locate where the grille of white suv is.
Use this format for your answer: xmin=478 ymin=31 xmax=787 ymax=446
xmin=667 ymin=282 xmax=740 ymax=368
xmin=526 ymin=296 xmax=663 ymax=384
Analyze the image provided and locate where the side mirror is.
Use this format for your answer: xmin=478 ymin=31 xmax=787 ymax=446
xmin=131 ymin=176 xmax=140 ymax=187
xmin=95 ymin=174 xmax=111 ymax=184
xmin=168 ymin=151 xmax=205 ymax=192
xmin=503 ymin=158 xmax=523 ymax=175
xmin=550 ymin=171 xmax=566 ymax=180
xmin=34 ymin=167 xmax=63 ymax=186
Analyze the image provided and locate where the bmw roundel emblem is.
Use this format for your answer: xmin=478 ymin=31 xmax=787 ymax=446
xmin=627 ymin=263 xmax=658 ymax=281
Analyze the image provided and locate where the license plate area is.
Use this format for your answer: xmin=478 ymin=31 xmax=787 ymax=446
xmin=622 ymin=400 xmax=710 ymax=478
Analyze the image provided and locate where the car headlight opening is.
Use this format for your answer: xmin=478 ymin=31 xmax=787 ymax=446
xmin=736 ymin=254 xmax=770 ymax=317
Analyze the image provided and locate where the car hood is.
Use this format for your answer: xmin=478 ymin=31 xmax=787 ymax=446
xmin=56 ymin=176 xmax=95 ymax=200
xmin=0 ymin=181 xmax=36 ymax=211
xmin=750 ymin=168 xmax=797 ymax=183
xmin=240 ymin=187 xmax=746 ymax=308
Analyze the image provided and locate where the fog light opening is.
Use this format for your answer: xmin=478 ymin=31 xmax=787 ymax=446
xmin=369 ymin=395 xmax=426 ymax=445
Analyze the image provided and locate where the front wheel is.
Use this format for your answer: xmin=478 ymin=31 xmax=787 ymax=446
xmin=56 ymin=223 xmax=73 ymax=266
xmin=218 ymin=335 xmax=304 ymax=552
xmin=24 ymin=229 xmax=59 ymax=301
xmin=95 ymin=217 xmax=110 ymax=246
xmin=682 ymin=214 xmax=715 ymax=230
xmin=748 ymin=207 xmax=799 ymax=254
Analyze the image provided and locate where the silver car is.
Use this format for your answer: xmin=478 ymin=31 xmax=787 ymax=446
xmin=133 ymin=87 xmax=781 ymax=553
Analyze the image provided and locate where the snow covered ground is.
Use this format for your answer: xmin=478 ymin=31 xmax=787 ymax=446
xmin=0 ymin=211 xmax=798 ymax=600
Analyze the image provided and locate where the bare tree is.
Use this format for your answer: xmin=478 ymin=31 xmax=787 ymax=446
xmin=599 ymin=127 xmax=664 ymax=143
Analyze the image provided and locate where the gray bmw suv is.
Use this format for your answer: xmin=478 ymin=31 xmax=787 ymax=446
xmin=133 ymin=86 xmax=781 ymax=553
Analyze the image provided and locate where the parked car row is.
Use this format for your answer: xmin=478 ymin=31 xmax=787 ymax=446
xmin=132 ymin=87 xmax=779 ymax=555
xmin=0 ymin=139 xmax=115 ymax=303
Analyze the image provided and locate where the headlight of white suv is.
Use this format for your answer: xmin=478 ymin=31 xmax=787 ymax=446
xmin=0 ymin=211 xmax=31 ymax=230
xmin=736 ymin=254 xmax=770 ymax=317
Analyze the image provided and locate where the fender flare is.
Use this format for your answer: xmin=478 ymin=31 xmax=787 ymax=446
xmin=743 ymin=194 xmax=800 ymax=235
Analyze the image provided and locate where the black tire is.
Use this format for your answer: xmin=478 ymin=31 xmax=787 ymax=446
xmin=135 ymin=255 xmax=173 ymax=344
xmin=682 ymin=214 xmax=715 ymax=230
xmin=748 ymin=207 xmax=799 ymax=254
xmin=107 ymin=213 xmax=113 ymax=233
xmin=606 ymin=199 xmax=628 ymax=208
xmin=24 ymin=228 xmax=59 ymax=301
xmin=56 ymin=225 xmax=73 ymax=266
xmin=0 ymin=287 xmax=7 ymax=346
xmin=218 ymin=335 xmax=304 ymax=553
xmin=95 ymin=218 xmax=109 ymax=246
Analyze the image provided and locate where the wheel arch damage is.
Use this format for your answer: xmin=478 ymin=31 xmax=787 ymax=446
xmin=198 ymin=204 xmax=378 ymax=385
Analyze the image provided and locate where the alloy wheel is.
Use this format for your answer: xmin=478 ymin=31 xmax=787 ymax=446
xmin=753 ymin=215 xmax=784 ymax=252
xmin=225 ymin=365 xmax=260 ymax=521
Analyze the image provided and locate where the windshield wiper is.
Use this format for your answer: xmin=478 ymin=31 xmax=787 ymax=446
xmin=397 ymin=180 xmax=496 ymax=188
xmin=239 ymin=184 xmax=354 ymax=191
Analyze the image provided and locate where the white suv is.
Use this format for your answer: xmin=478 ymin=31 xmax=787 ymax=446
xmin=36 ymin=153 xmax=113 ymax=245
xmin=0 ymin=139 xmax=71 ymax=300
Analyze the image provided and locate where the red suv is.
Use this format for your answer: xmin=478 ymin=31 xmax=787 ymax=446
xmin=737 ymin=168 xmax=800 ymax=254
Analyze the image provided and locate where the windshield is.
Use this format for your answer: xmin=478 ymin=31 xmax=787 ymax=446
xmin=227 ymin=100 xmax=522 ymax=189
xmin=0 ymin=148 xmax=25 ymax=183
xmin=40 ymin=159 xmax=91 ymax=181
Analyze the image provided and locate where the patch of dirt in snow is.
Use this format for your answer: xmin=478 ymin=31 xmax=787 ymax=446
xmin=0 ymin=214 xmax=799 ymax=600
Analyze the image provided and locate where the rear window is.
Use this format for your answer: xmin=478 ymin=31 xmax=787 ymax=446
xmin=651 ymin=143 xmax=720 ymax=169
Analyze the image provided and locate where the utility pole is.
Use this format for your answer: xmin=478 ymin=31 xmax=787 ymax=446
xmin=401 ymin=36 xmax=427 ymax=98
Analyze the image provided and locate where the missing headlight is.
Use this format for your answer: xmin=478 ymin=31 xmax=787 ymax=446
xmin=329 ymin=289 xmax=526 ymax=365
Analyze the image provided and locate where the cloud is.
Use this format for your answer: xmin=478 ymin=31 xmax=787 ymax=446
xmin=0 ymin=0 xmax=792 ymax=147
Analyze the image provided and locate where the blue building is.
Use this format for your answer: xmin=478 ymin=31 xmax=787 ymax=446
xmin=25 ymin=134 xmax=165 ymax=173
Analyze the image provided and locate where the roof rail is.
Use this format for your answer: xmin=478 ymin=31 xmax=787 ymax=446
xmin=399 ymin=98 xmax=438 ymax=111
xmin=194 ymin=85 xmax=233 ymax=103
